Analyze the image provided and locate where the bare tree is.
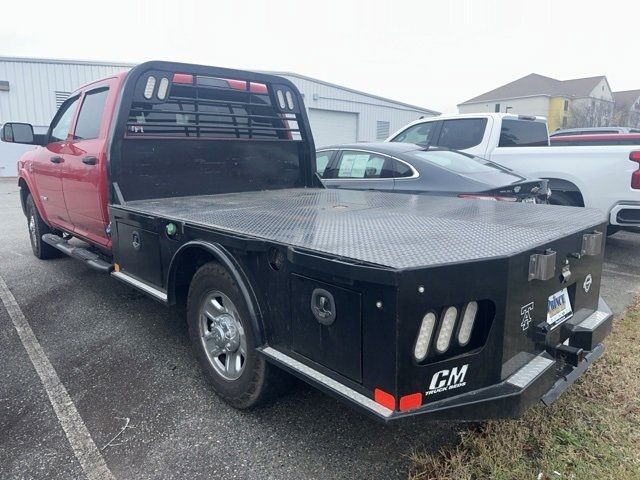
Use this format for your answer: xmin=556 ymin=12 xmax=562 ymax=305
xmin=566 ymin=100 xmax=614 ymax=128
xmin=611 ymin=103 xmax=630 ymax=127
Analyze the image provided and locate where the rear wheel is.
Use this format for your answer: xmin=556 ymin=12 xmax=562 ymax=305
xmin=187 ymin=262 xmax=288 ymax=408
xmin=26 ymin=194 xmax=61 ymax=259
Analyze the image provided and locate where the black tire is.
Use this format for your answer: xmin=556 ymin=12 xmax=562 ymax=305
xmin=548 ymin=191 xmax=581 ymax=207
xmin=187 ymin=261 xmax=287 ymax=408
xmin=25 ymin=194 xmax=61 ymax=259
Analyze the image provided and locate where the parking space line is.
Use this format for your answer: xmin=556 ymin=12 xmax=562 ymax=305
xmin=0 ymin=275 xmax=115 ymax=480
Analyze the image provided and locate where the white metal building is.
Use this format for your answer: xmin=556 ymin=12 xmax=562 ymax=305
xmin=265 ymin=71 xmax=439 ymax=147
xmin=0 ymin=57 xmax=438 ymax=177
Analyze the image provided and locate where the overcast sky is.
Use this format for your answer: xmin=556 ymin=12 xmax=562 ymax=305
xmin=1 ymin=0 xmax=638 ymax=114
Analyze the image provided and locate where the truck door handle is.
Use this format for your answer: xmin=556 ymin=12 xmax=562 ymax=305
xmin=82 ymin=156 xmax=97 ymax=165
xmin=50 ymin=156 xmax=63 ymax=164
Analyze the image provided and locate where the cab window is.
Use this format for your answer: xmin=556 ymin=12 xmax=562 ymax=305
xmin=499 ymin=119 xmax=548 ymax=147
xmin=436 ymin=118 xmax=487 ymax=150
xmin=74 ymin=88 xmax=109 ymax=140
xmin=49 ymin=96 xmax=80 ymax=143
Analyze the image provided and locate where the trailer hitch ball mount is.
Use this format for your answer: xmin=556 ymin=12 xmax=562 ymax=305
xmin=534 ymin=322 xmax=584 ymax=367
xmin=553 ymin=343 xmax=584 ymax=367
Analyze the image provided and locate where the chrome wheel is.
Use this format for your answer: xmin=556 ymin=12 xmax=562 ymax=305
xmin=199 ymin=290 xmax=247 ymax=381
xmin=29 ymin=214 xmax=37 ymax=247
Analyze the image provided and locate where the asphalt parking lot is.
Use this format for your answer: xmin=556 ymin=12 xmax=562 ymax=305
xmin=1 ymin=177 xmax=639 ymax=480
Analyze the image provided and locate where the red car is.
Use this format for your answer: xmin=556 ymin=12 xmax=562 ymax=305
xmin=550 ymin=133 xmax=640 ymax=146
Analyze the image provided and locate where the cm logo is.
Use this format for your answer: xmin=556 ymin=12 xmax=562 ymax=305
xmin=428 ymin=364 xmax=469 ymax=391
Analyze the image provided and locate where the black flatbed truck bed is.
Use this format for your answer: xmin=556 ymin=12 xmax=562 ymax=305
xmin=22 ymin=60 xmax=613 ymax=422
xmin=120 ymin=188 xmax=607 ymax=270
xmin=110 ymin=185 xmax=612 ymax=421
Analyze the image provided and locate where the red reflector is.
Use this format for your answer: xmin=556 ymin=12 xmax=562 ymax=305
xmin=630 ymin=151 xmax=640 ymax=162
xmin=374 ymin=388 xmax=396 ymax=410
xmin=225 ymin=78 xmax=248 ymax=91
xmin=172 ymin=73 xmax=193 ymax=84
xmin=250 ymin=82 xmax=268 ymax=94
xmin=399 ymin=393 xmax=423 ymax=411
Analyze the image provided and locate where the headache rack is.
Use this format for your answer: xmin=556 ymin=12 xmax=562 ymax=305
xmin=123 ymin=66 xmax=305 ymax=141
xmin=108 ymin=61 xmax=318 ymax=204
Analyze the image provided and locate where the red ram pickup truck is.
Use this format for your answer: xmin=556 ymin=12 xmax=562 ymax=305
xmin=1 ymin=61 xmax=613 ymax=422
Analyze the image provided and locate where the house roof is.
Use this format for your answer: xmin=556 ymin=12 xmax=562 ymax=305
xmin=613 ymin=89 xmax=640 ymax=110
xmin=459 ymin=73 xmax=607 ymax=105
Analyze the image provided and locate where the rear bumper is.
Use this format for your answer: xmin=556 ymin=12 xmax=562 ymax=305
xmin=392 ymin=342 xmax=605 ymax=423
xmin=609 ymin=202 xmax=640 ymax=226
xmin=387 ymin=297 xmax=612 ymax=422
xmin=262 ymin=298 xmax=613 ymax=423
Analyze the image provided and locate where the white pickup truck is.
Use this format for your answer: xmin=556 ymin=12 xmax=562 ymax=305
xmin=387 ymin=113 xmax=640 ymax=232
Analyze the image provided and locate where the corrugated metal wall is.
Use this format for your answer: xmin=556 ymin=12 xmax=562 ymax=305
xmin=0 ymin=58 xmax=132 ymax=176
xmin=278 ymin=74 xmax=436 ymax=142
xmin=0 ymin=58 xmax=437 ymax=176
xmin=0 ymin=58 xmax=132 ymax=128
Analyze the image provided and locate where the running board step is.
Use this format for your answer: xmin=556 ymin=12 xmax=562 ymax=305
xmin=42 ymin=234 xmax=112 ymax=273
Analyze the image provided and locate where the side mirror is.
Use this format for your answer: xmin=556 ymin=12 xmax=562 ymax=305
xmin=1 ymin=122 xmax=37 ymax=144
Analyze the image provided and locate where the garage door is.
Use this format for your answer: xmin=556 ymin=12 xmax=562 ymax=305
xmin=308 ymin=109 xmax=358 ymax=148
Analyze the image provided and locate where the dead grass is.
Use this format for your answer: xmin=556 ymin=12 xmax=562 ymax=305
xmin=409 ymin=299 xmax=640 ymax=480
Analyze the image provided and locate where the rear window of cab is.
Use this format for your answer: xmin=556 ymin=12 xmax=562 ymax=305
xmin=499 ymin=119 xmax=548 ymax=147
xmin=409 ymin=150 xmax=506 ymax=174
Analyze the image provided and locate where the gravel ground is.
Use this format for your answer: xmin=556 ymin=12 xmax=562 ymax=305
xmin=0 ymin=177 xmax=638 ymax=480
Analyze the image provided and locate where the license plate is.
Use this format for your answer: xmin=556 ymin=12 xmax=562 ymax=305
xmin=521 ymin=196 xmax=537 ymax=204
xmin=547 ymin=288 xmax=572 ymax=327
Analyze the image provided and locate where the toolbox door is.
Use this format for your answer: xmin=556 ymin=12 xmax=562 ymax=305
xmin=114 ymin=221 xmax=163 ymax=287
xmin=290 ymin=274 xmax=362 ymax=382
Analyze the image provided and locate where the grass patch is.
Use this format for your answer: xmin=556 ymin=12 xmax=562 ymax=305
xmin=410 ymin=299 xmax=640 ymax=480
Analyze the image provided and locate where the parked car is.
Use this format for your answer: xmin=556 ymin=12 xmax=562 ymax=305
xmin=317 ymin=143 xmax=549 ymax=203
xmin=1 ymin=61 xmax=613 ymax=423
xmin=550 ymin=126 xmax=640 ymax=137
xmin=387 ymin=113 xmax=640 ymax=231
xmin=550 ymin=133 xmax=640 ymax=146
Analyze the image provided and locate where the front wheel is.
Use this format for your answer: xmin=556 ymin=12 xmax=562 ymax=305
xmin=187 ymin=262 xmax=288 ymax=408
xmin=26 ymin=194 xmax=61 ymax=259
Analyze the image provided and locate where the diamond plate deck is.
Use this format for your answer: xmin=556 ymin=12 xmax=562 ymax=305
xmin=122 ymin=189 xmax=605 ymax=269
